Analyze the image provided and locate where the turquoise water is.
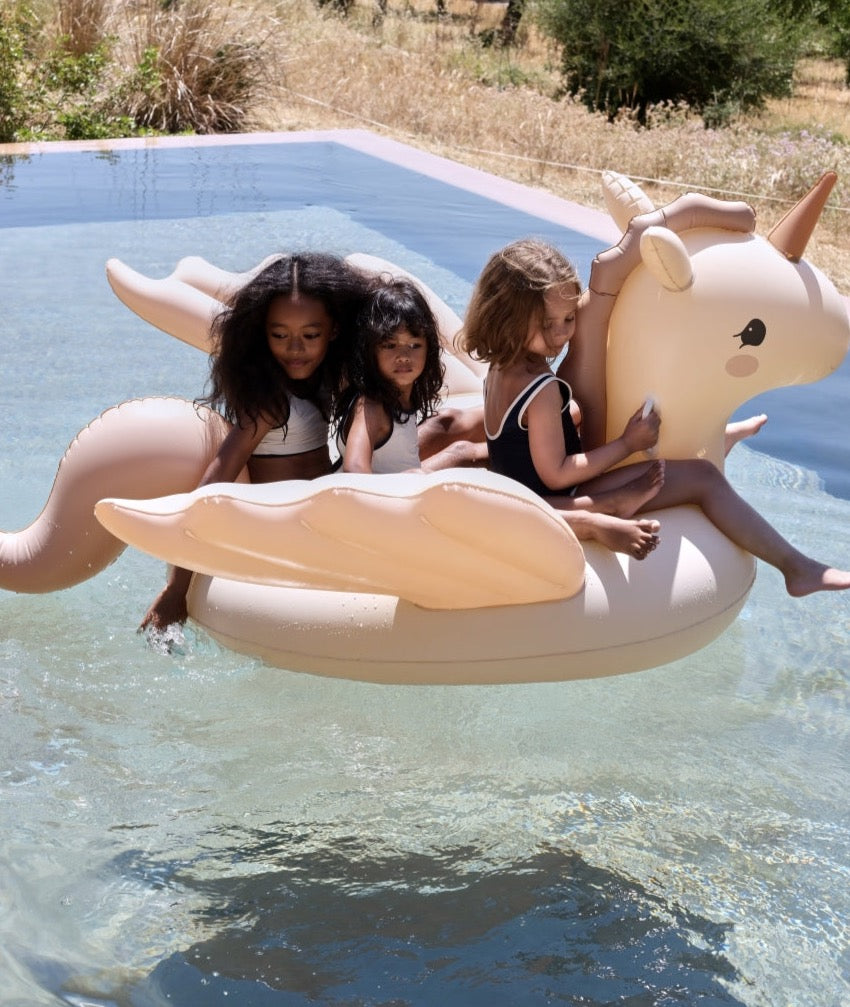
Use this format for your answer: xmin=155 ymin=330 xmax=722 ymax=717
xmin=1 ymin=143 xmax=849 ymax=1006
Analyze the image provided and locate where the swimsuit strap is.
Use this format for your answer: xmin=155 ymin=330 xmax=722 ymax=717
xmin=485 ymin=372 xmax=569 ymax=439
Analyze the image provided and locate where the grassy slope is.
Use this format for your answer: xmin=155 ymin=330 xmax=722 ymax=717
xmin=253 ymin=2 xmax=850 ymax=292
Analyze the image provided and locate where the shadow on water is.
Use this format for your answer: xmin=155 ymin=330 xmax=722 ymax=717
xmin=60 ymin=828 xmax=745 ymax=1007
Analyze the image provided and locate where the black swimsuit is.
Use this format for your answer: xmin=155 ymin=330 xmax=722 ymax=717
xmin=486 ymin=373 xmax=582 ymax=496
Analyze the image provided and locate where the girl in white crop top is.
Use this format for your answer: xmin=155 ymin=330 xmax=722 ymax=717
xmin=140 ymin=252 xmax=371 ymax=634
xmin=336 ymin=277 xmax=445 ymax=474
xmin=252 ymin=393 xmax=330 ymax=457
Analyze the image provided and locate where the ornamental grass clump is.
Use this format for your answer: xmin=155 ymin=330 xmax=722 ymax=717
xmin=114 ymin=0 xmax=280 ymax=134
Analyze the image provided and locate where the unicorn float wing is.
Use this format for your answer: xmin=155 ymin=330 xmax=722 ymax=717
xmin=95 ymin=469 xmax=586 ymax=610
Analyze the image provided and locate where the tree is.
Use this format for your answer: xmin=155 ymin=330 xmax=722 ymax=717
xmin=500 ymin=0 xmax=526 ymax=46
xmin=537 ymin=0 xmax=803 ymax=126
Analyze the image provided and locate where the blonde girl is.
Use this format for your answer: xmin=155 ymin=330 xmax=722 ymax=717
xmin=461 ymin=238 xmax=850 ymax=594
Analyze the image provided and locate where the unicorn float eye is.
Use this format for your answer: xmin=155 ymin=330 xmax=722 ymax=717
xmin=734 ymin=319 xmax=766 ymax=348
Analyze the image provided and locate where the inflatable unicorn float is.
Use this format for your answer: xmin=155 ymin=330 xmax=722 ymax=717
xmin=1 ymin=171 xmax=847 ymax=684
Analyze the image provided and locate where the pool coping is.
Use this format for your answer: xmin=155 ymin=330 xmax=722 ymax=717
xmin=0 ymin=128 xmax=621 ymax=246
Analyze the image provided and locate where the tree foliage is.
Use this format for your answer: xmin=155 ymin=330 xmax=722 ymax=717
xmin=537 ymin=0 xmax=804 ymax=126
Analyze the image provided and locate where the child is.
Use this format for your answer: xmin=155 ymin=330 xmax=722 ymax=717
xmin=140 ymin=251 xmax=371 ymax=632
xmin=336 ymin=277 xmax=448 ymax=473
xmin=460 ymin=238 xmax=850 ymax=595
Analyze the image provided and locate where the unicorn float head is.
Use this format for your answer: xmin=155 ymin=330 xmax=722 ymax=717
xmin=570 ymin=171 xmax=849 ymax=470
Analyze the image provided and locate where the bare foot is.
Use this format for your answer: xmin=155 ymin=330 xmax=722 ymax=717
xmin=575 ymin=460 xmax=666 ymax=518
xmin=582 ymin=514 xmax=661 ymax=560
xmin=784 ymin=558 xmax=850 ymax=597
xmin=725 ymin=414 xmax=767 ymax=455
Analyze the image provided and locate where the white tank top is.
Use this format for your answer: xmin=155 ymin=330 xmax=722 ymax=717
xmin=337 ymin=407 xmax=421 ymax=473
xmin=371 ymin=414 xmax=420 ymax=474
xmin=252 ymin=395 xmax=329 ymax=456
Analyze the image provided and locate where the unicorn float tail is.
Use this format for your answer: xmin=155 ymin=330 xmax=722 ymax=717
xmin=0 ymin=397 xmax=231 ymax=593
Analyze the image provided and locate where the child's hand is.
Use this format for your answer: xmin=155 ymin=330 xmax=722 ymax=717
xmin=622 ymin=403 xmax=660 ymax=453
xmin=138 ymin=581 xmax=189 ymax=633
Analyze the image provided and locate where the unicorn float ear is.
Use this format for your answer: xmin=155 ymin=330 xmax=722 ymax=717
xmin=768 ymin=171 xmax=836 ymax=262
xmin=639 ymin=227 xmax=694 ymax=291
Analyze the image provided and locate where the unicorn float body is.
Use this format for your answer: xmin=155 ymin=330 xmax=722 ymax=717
xmin=1 ymin=172 xmax=847 ymax=684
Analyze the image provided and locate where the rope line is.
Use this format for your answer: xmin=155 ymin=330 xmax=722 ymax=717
xmin=284 ymin=87 xmax=850 ymax=213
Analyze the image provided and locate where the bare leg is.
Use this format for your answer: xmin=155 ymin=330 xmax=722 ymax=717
xmin=554 ymin=508 xmax=661 ymax=560
xmin=725 ymin=414 xmax=767 ymax=455
xmin=631 ymin=458 xmax=850 ymax=596
xmin=571 ymin=459 xmax=665 ymax=518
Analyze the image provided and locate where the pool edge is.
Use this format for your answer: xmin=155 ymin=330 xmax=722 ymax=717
xmin=0 ymin=128 xmax=621 ymax=245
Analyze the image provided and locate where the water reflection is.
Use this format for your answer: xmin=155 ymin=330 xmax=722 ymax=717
xmin=100 ymin=833 xmax=744 ymax=1006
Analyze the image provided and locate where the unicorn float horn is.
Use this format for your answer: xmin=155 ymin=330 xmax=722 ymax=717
xmin=768 ymin=171 xmax=837 ymax=262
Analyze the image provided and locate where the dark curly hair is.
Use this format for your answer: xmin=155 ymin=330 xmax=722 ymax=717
xmin=335 ymin=276 xmax=445 ymax=432
xmin=199 ymin=252 xmax=371 ymax=429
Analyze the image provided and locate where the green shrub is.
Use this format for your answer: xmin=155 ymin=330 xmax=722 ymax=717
xmin=58 ymin=106 xmax=134 ymax=139
xmin=0 ymin=4 xmax=35 ymax=141
xmin=537 ymin=0 xmax=803 ymax=126
xmin=44 ymin=40 xmax=141 ymax=141
xmin=45 ymin=39 xmax=109 ymax=93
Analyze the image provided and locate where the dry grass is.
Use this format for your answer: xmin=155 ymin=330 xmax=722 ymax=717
xmin=54 ymin=0 xmax=111 ymax=55
xmin=253 ymin=0 xmax=850 ymax=292
xmin=763 ymin=57 xmax=850 ymax=138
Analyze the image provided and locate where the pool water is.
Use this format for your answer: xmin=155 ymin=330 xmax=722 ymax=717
xmin=1 ymin=137 xmax=849 ymax=1006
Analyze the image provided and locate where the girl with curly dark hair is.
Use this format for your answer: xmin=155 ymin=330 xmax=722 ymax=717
xmin=336 ymin=276 xmax=445 ymax=473
xmin=141 ymin=251 xmax=371 ymax=631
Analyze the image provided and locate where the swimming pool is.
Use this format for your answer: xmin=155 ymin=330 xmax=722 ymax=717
xmin=1 ymin=131 xmax=849 ymax=1006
